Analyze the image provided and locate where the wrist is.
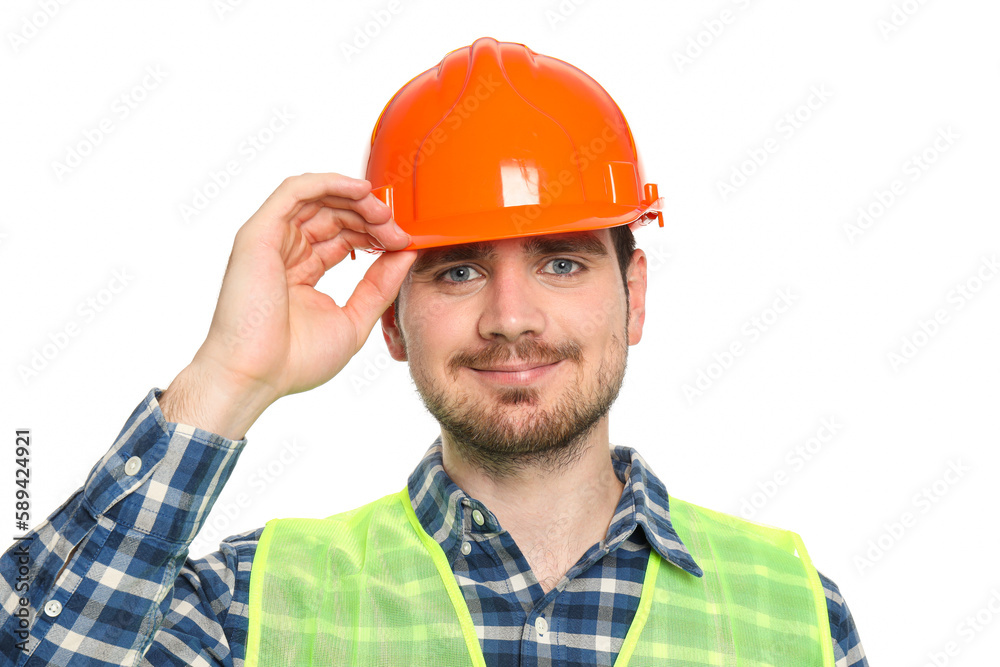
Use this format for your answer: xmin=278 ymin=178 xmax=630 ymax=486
xmin=159 ymin=360 xmax=276 ymax=441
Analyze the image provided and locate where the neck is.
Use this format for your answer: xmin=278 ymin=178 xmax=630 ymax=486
xmin=439 ymin=416 xmax=625 ymax=591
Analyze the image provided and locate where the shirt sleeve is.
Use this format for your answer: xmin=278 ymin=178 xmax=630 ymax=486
xmin=817 ymin=569 xmax=869 ymax=667
xmin=0 ymin=388 xmax=253 ymax=666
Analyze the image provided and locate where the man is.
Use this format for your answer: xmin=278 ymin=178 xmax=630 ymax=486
xmin=1 ymin=37 xmax=867 ymax=665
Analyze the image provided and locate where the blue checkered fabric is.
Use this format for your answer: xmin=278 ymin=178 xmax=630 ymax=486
xmin=1 ymin=388 xmax=868 ymax=666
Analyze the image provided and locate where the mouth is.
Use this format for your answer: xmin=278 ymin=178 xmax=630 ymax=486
xmin=467 ymin=360 xmax=564 ymax=385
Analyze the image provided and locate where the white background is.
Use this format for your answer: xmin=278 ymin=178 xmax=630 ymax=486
xmin=2 ymin=0 xmax=999 ymax=663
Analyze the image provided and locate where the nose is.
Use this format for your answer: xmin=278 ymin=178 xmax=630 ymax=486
xmin=477 ymin=262 xmax=547 ymax=342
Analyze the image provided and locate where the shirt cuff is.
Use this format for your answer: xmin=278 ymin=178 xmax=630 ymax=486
xmin=81 ymin=388 xmax=248 ymax=544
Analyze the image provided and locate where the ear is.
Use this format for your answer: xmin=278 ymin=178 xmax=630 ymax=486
xmin=381 ymin=302 xmax=408 ymax=361
xmin=626 ymin=249 xmax=647 ymax=346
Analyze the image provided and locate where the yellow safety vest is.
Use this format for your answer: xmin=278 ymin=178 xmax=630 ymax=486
xmin=246 ymin=486 xmax=835 ymax=666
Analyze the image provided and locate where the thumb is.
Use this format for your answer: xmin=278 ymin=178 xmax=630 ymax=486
xmin=342 ymin=249 xmax=418 ymax=347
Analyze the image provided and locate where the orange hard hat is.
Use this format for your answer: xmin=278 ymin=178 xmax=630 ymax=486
xmin=363 ymin=36 xmax=664 ymax=252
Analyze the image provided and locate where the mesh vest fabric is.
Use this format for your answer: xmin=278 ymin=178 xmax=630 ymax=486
xmin=245 ymin=486 xmax=835 ymax=666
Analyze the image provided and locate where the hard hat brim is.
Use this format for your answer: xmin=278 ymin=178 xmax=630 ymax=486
xmin=381 ymin=199 xmax=664 ymax=252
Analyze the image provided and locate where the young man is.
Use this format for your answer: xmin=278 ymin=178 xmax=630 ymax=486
xmin=1 ymin=37 xmax=867 ymax=665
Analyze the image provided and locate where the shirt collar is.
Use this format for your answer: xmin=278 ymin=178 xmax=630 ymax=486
xmin=406 ymin=436 xmax=703 ymax=578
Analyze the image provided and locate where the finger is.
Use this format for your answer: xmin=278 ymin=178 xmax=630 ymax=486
xmin=313 ymin=192 xmax=392 ymax=225
xmin=300 ymin=206 xmax=410 ymax=251
xmin=310 ymin=229 xmax=379 ymax=271
xmin=286 ymin=225 xmax=387 ymax=290
xmin=258 ymin=173 xmax=374 ymax=224
xmin=297 ymin=192 xmax=391 ymax=226
xmin=312 ymin=193 xmax=408 ymax=248
xmin=282 ymin=190 xmax=387 ymax=231
xmin=342 ymin=249 xmax=419 ymax=348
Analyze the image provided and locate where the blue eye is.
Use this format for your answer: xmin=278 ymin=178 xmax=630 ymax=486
xmin=545 ymin=258 xmax=581 ymax=275
xmin=441 ymin=265 xmax=482 ymax=283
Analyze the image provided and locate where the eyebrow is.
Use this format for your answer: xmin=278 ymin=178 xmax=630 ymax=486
xmin=410 ymin=241 xmax=497 ymax=276
xmin=410 ymin=232 xmax=609 ymax=275
xmin=522 ymin=233 xmax=610 ymax=260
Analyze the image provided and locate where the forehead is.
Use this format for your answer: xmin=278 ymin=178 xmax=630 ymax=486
xmin=409 ymin=230 xmax=611 ymax=275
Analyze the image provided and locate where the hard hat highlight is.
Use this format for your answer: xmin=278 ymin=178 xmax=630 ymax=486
xmin=364 ymin=36 xmax=664 ymax=252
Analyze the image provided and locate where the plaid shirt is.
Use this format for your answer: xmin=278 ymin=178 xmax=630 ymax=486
xmin=1 ymin=388 xmax=868 ymax=666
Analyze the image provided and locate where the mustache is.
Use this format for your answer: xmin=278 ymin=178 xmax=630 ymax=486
xmin=450 ymin=338 xmax=582 ymax=372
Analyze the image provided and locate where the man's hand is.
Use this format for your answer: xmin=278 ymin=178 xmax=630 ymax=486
xmin=159 ymin=173 xmax=416 ymax=439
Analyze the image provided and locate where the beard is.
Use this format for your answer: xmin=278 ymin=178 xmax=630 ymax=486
xmin=404 ymin=326 xmax=630 ymax=480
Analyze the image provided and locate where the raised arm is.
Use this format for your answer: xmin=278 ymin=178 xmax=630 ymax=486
xmin=1 ymin=173 xmax=416 ymax=665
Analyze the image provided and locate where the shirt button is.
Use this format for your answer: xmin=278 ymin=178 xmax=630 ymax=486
xmin=44 ymin=600 xmax=62 ymax=617
xmin=461 ymin=541 xmax=472 ymax=555
xmin=124 ymin=456 xmax=142 ymax=476
xmin=472 ymin=509 xmax=485 ymax=526
xmin=535 ymin=616 xmax=548 ymax=635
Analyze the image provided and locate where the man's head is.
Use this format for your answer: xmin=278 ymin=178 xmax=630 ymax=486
xmin=368 ymin=37 xmax=660 ymax=478
xmin=380 ymin=223 xmax=647 ymax=479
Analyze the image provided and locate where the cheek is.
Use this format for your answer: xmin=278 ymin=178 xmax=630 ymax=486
xmin=402 ymin=300 xmax=467 ymax=367
xmin=565 ymin=291 xmax=626 ymax=339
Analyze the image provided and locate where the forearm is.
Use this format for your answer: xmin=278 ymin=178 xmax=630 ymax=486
xmin=0 ymin=389 xmax=247 ymax=665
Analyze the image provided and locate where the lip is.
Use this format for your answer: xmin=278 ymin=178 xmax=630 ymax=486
xmin=468 ymin=360 xmax=563 ymax=385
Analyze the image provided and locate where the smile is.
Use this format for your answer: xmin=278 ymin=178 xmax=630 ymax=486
xmin=467 ymin=360 xmax=564 ymax=386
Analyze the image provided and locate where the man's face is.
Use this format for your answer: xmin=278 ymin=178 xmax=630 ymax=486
xmin=380 ymin=228 xmax=647 ymax=477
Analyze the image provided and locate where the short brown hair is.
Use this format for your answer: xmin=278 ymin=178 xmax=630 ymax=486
xmin=609 ymin=223 xmax=637 ymax=303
